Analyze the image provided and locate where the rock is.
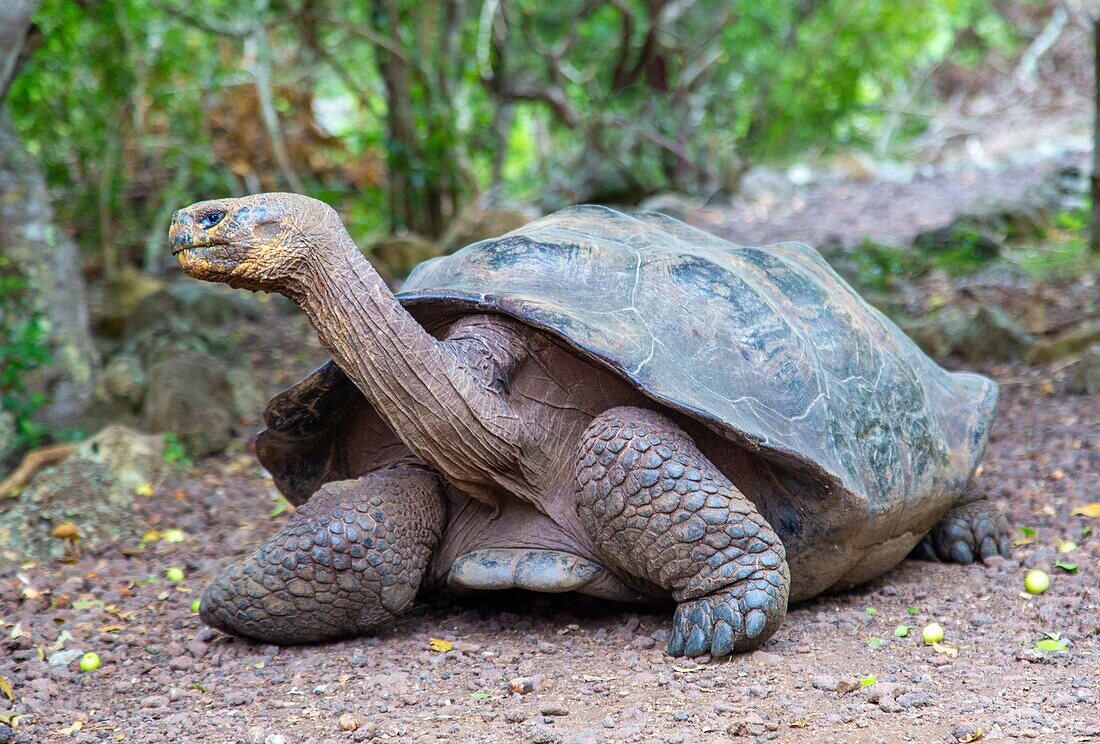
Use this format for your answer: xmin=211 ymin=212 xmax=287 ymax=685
xmin=912 ymin=223 xmax=1002 ymax=261
xmin=540 ymin=705 xmax=569 ymax=717
xmin=443 ymin=208 xmax=531 ymax=252
xmin=227 ymin=367 xmax=266 ymax=422
xmin=905 ymin=307 xmax=969 ymax=359
xmin=895 ymin=690 xmax=932 ymax=709
xmin=739 ymin=166 xmax=792 ymax=204
xmin=74 ymin=425 xmax=166 ymax=494
xmin=524 ymin=722 xmax=561 ymax=744
xmin=142 ymin=353 xmax=235 ymax=457
xmin=636 ymin=192 xmax=699 ymax=222
xmin=510 ymin=675 xmax=546 ymax=695
xmin=338 ymin=713 xmax=361 ymax=731
xmin=0 ymin=408 xmax=17 ymax=467
xmin=168 ymin=282 xmax=263 ymax=327
xmin=47 ymin=649 xmax=84 ymax=667
xmin=810 ymin=675 xmax=839 ymax=692
xmin=630 ymin=634 xmax=656 ymax=650
xmin=94 ymin=353 xmax=146 ymax=418
xmin=1027 ymin=321 xmax=1100 ymax=364
xmin=367 ymin=235 xmax=445 ymax=283
xmin=955 ymin=306 xmax=1035 ymax=362
xmin=1069 ymin=345 xmax=1100 ymax=395
xmin=92 ymin=268 xmax=165 ymax=338
xmin=0 ymin=426 xmax=162 ymax=560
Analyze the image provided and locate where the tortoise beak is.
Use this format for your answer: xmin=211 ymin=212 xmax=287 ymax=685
xmin=169 ymin=209 xmax=196 ymax=256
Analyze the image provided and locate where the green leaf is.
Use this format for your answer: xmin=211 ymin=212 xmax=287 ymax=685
xmin=864 ymin=607 xmax=878 ymax=615
xmin=859 ymin=674 xmax=877 ymax=686
xmin=1017 ymin=526 xmax=1036 ymax=537
xmin=1053 ymin=560 xmax=1077 ymax=573
xmin=907 ymin=606 xmax=919 ymax=615
xmin=1034 ymin=638 xmax=1070 ymax=653
xmin=269 ymin=497 xmax=291 ymax=518
xmin=894 ymin=624 xmax=909 ymax=638
xmin=867 ymin=637 xmax=885 ymax=648
xmin=471 ymin=691 xmax=491 ymax=700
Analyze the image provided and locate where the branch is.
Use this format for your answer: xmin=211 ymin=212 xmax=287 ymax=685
xmin=149 ymin=0 xmax=248 ymax=38
xmin=246 ymin=27 xmax=305 ymax=193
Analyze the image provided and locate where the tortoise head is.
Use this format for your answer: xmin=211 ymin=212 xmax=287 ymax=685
xmin=170 ymin=192 xmax=345 ymax=295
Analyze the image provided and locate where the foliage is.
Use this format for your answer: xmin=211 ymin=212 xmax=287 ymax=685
xmin=5 ymin=0 xmax=998 ymax=263
xmin=0 ymin=257 xmax=52 ymax=449
xmin=162 ymin=433 xmax=193 ymax=471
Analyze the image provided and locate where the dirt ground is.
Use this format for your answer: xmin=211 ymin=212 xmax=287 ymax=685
xmin=2 ymin=156 xmax=1099 ymax=744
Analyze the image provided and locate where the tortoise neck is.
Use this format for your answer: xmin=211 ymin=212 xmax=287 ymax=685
xmin=295 ymin=234 xmax=518 ymax=503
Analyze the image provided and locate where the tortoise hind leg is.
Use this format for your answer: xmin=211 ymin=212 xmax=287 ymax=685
xmin=200 ymin=466 xmax=445 ymax=644
xmin=575 ymin=407 xmax=790 ymax=657
xmin=912 ymin=498 xmax=1009 ymax=563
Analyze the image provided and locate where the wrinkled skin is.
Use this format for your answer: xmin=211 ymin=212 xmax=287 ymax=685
xmin=171 ymin=193 xmax=1009 ymax=657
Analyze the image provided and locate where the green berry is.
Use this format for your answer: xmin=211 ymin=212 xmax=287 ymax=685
xmin=1025 ymin=569 xmax=1050 ymax=595
xmin=921 ymin=623 xmax=944 ymax=645
xmin=79 ymin=652 xmax=102 ymax=672
xmin=190 ymin=598 xmax=201 ymax=613
xmin=165 ymin=566 xmax=185 ymax=583
xmin=163 ymin=528 xmax=186 ymax=543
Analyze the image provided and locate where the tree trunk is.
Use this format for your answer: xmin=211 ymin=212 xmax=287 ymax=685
xmin=0 ymin=2 xmax=99 ymax=433
xmin=1091 ymin=16 xmax=1100 ymax=255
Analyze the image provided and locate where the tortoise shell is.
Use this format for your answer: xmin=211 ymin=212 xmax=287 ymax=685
xmin=258 ymin=206 xmax=997 ymax=531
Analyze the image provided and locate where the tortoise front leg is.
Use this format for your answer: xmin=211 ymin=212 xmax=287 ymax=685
xmin=200 ymin=466 xmax=445 ymax=644
xmin=575 ymin=407 xmax=790 ymax=657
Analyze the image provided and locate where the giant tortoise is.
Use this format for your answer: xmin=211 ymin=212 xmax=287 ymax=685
xmin=169 ymin=195 xmax=1007 ymax=657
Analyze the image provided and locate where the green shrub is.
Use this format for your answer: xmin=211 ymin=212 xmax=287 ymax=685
xmin=0 ymin=257 xmax=52 ymax=449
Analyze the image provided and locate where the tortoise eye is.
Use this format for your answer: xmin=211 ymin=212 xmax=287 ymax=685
xmin=199 ymin=210 xmax=226 ymax=229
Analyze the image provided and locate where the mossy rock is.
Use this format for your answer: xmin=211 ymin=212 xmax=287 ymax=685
xmin=91 ymin=269 xmax=165 ymax=339
xmin=1069 ymin=345 xmax=1100 ymax=395
xmin=442 ymin=208 xmax=531 ymax=253
xmin=141 ymin=352 xmax=234 ymax=457
xmin=0 ymin=426 xmax=164 ymax=562
xmin=367 ymin=235 xmax=444 ymax=283
xmin=1026 ymin=321 xmax=1100 ymax=364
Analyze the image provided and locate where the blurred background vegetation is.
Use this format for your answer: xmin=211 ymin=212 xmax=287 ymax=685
xmin=0 ymin=0 xmax=1097 ymax=470
xmin=8 ymin=0 xmax=1010 ymax=247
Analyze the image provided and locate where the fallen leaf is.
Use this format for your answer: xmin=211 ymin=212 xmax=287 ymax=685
xmin=1034 ymin=638 xmax=1070 ymax=653
xmin=134 ymin=483 xmax=154 ymax=497
xmin=270 ymin=497 xmax=292 ymax=518
xmin=58 ymin=720 xmax=83 ymax=736
xmin=0 ymin=675 xmax=13 ymax=701
xmin=99 ymin=625 xmax=124 ymax=633
xmin=958 ymin=729 xmax=984 ymax=743
xmin=0 ymin=713 xmax=22 ymax=727
xmin=859 ymin=675 xmax=877 ymax=686
xmin=867 ymin=637 xmax=885 ymax=648
xmin=50 ymin=523 xmax=80 ymax=540
xmin=49 ymin=630 xmax=73 ymax=651
xmin=790 ymin=718 xmax=808 ymax=728
xmin=428 ymin=637 xmax=453 ymax=653
xmin=1071 ymin=503 xmax=1100 ymax=518
xmin=1053 ymin=560 xmax=1077 ymax=573
xmin=932 ymin=642 xmax=958 ymax=659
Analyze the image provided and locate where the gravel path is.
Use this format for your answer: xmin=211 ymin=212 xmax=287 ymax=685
xmin=0 ymin=362 xmax=1096 ymax=743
